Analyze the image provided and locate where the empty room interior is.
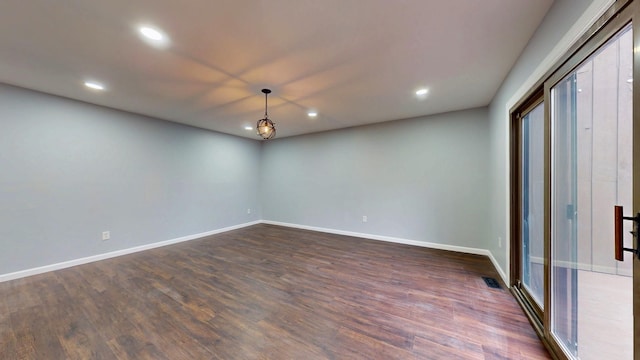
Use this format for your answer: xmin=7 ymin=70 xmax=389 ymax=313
xmin=1 ymin=0 xmax=638 ymax=359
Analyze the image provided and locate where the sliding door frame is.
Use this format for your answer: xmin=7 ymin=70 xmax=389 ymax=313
xmin=510 ymin=88 xmax=545 ymax=331
xmin=509 ymin=1 xmax=637 ymax=359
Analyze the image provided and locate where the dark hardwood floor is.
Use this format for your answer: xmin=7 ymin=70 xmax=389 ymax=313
xmin=0 ymin=224 xmax=550 ymax=359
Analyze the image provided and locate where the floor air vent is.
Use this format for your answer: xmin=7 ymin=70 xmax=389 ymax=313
xmin=482 ymin=277 xmax=502 ymax=289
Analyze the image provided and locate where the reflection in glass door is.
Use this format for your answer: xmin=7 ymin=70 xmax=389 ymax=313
xmin=552 ymin=69 xmax=579 ymax=357
xmin=521 ymin=102 xmax=545 ymax=309
xmin=551 ymin=24 xmax=633 ymax=360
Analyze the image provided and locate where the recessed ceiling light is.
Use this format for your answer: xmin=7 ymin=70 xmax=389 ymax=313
xmin=627 ymin=78 xmax=633 ymax=83
xmin=307 ymin=111 xmax=318 ymax=118
xmin=416 ymin=88 xmax=428 ymax=96
xmin=140 ymin=26 xmax=163 ymax=40
xmin=138 ymin=25 xmax=169 ymax=47
xmin=244 ymin=126 xmax=253 ymax=131
xmin=84 ymin=81 xmax=105 ymax=91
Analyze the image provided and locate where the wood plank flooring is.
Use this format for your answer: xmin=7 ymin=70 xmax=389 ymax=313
xmin=0 ymin=224 xmax=550 ymax=359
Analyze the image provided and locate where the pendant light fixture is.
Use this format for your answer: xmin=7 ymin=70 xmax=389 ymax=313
xmin=256 ymin=89 xmax=276 ymax=140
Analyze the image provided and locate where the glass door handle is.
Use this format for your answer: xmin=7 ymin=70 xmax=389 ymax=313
xmin=614 ymin=205 xmax=640 ymax=261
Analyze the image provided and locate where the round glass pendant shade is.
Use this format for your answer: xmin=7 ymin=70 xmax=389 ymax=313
xmin=257 ymin=117 xmax=276 ymax=140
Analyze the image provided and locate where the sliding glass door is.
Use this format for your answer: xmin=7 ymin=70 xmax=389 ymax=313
xmin=510 ymin=2 xmax=639 ymax=359
xmin=550 ymin=23 xmax=633 ymax=360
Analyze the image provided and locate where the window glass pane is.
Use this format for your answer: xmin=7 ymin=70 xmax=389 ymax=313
xmin=521 ymin=103 xmax=544 ymax=308
xmin=551 ymin=24 xmax=633 ymax=360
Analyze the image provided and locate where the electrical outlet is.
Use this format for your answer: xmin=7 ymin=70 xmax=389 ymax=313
xmin=247 ymin=208 xmax=251 ymax=214
xmin=362 ymin=215 xmax=368 ymax=223
xmin=102 ymin=231 xmax=110 ymax=241
xmin=498 ymin=237 xmax=502 ymax=248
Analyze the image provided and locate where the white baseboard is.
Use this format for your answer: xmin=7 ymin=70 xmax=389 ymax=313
xmin=0 ymin=221 xmax=260 ymax=283
xmin=262 ymin=220 xmax=510 ymax=286
xmin=2 ymin=220 xmax=511 ymax=288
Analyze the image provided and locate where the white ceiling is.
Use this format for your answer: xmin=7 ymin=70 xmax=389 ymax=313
xmin=0 ymin=0 xmax=553 ymax=139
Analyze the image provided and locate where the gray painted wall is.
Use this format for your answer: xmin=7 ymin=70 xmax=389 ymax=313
xmin=261 ymin=108 xmax=491 ymax=249
xmin=0 ymin=84 xmax=261 ymax=275
xmin=488 ymin=0 xmax=610 ymax=274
